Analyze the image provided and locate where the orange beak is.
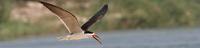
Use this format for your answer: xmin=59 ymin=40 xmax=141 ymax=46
xmin=92 ymin=34 xmax=102 ymax=45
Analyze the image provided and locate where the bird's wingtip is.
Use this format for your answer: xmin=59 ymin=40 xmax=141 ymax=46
xmin=37 ymin=0 xmax=48 ymax=5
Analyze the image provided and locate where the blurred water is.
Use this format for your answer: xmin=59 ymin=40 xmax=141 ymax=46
xmin=0 ymin=28 xmax=200 ymax=48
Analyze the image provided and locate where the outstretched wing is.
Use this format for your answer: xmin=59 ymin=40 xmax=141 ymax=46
xmin=81 ymin=4 xmax=108 ymax=30
xmin=40 ymin=1 xmax=83 ymax=34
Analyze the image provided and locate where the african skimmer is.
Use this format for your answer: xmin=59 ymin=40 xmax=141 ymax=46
xmin=39 ymin=1 xmax=108 ymax=44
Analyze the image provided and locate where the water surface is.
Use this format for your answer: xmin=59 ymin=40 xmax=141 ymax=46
xmin=0 ymin=28 xmax=200 ymax=48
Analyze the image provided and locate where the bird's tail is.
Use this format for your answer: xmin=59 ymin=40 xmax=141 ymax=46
xmin=57 ymin=35 xmax=71 ymax=41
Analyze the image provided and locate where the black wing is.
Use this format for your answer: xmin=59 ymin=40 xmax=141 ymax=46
xmin=81 ymin=4 xmax=108 ymax=30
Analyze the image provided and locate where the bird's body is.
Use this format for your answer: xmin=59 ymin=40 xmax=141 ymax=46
xmin=59 ymin=33 xmax=87 ymax=40
xmin=39 ymin=1 xmax=108 ymax=45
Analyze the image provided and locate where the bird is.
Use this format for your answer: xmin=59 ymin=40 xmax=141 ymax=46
xmin=39 ymin=1 xmax=108 ymax=45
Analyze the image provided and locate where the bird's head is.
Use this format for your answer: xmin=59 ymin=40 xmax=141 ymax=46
xmin=84 ymin=31 xmax=102 ymax=44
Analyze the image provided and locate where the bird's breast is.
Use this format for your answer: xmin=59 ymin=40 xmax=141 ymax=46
xmin=58 ymin=33 xmax=88 ymax=40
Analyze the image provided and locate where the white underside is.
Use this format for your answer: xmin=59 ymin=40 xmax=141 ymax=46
xmin=57 ymin=33 xmax=89 ymax=41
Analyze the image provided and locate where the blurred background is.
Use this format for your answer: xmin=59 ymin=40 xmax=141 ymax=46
xmin=0 ymin=0 xmax=200 ymax=48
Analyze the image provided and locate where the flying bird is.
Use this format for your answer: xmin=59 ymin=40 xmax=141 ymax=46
xmin=39 ymin=1 xmax=108 ymax=44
